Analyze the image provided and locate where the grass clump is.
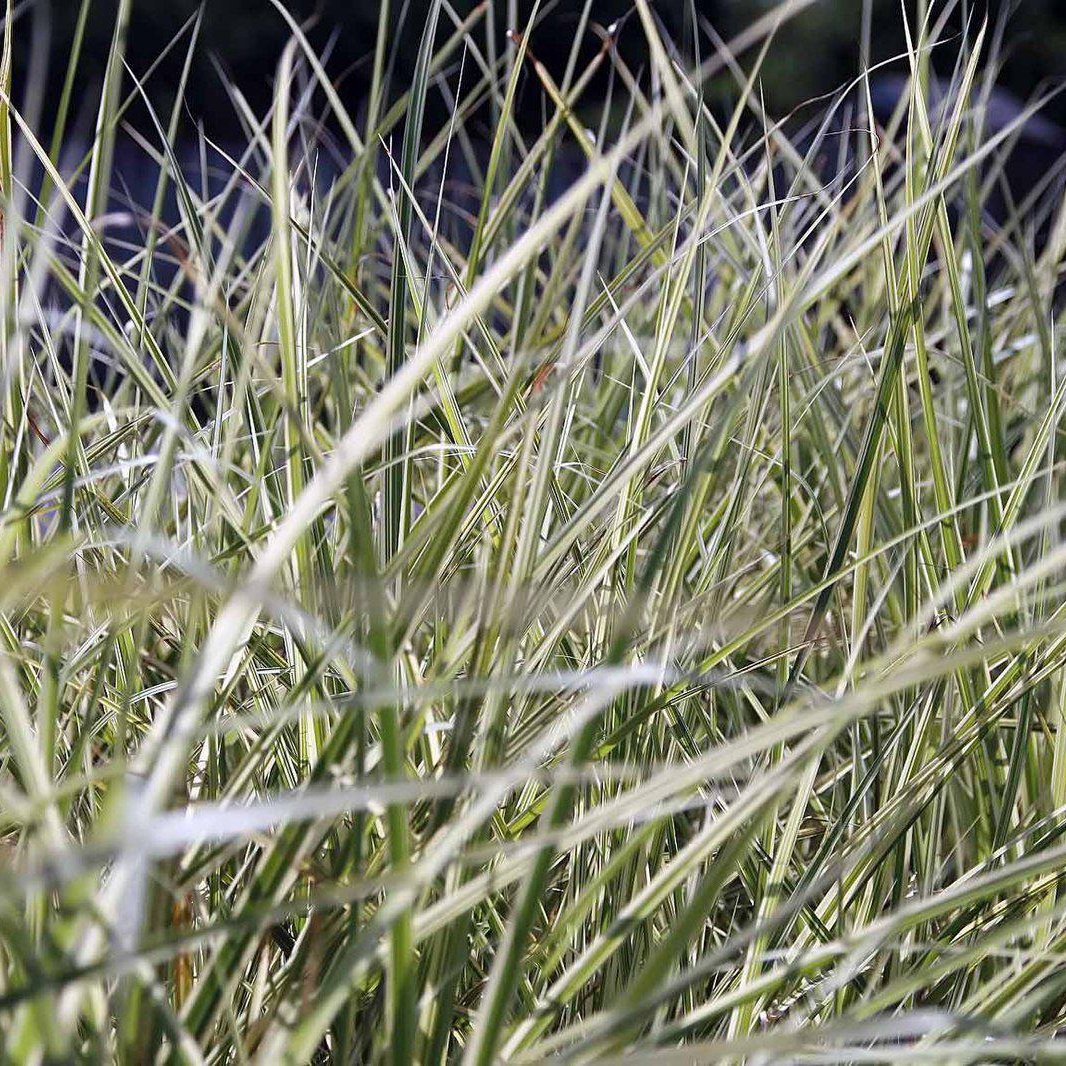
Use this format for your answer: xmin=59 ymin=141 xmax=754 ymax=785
xmin=3 ymin=0 xmax=1066 ymax=1061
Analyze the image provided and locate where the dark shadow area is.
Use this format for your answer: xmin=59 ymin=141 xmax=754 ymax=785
xmin=18 ymin=1 xmax=1066 ymax=140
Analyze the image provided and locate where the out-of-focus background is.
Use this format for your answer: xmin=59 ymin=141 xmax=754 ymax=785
xmin=24 ymin=1 xmax=1066 ymax=138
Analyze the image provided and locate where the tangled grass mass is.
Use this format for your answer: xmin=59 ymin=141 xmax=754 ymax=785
xmin=3 ymin=0 xmax=1066 ymax=1061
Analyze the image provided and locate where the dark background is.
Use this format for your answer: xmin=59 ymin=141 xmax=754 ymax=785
xmin=20 ymin=1 xmax=1066 ymax=139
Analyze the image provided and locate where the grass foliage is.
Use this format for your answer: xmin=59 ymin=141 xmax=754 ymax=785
xmin=4 ymin=0 xmax=1066 ymax=1060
